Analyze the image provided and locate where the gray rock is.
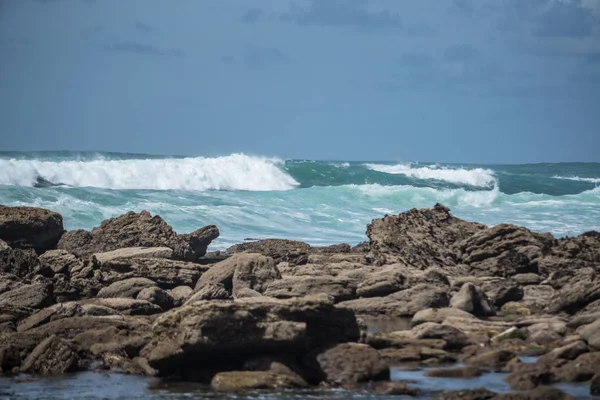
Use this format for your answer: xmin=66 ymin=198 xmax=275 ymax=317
xmin=0 ymin=283 xmax=53 ymax=310
xmin=97 ymin=278 xmax=157 ymax=299
xmin=450 ymin=282 xmax=495 ymax=317
xmin=136 ymin=287 xmax=175 ymax=310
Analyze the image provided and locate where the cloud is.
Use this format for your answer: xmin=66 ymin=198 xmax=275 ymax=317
xmin=282 ymin=0 xmax=402 ymax=31
xmin=444 ymin=44 xmax=480 ymax=62
xmin=240 ymin=7 xmax=263 ymax=23
xmin=534 ymin=0 xmax=595 ymax=38
xmin=102 ymin=41 xmax=185 ymax=57
xmin=135 ymin=21 xmax=155 ymax=33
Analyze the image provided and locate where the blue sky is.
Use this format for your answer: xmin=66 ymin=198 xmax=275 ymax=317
xmin=0 ymin=0 xmax=599 ymax=163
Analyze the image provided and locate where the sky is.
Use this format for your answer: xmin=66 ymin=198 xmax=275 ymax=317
xmin=0 ymin=0 xmax=599 ymax=163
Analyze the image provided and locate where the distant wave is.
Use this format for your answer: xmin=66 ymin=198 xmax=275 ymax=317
xmin=0 ymin=154 xmax=299 ymax=191
xmin=553 ymin=175 xmax=600 ymax=184
xmin=364 ymin=163 xmax=496 ymax=187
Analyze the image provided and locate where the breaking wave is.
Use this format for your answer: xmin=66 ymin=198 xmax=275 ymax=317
xmin=364 ymin=163 xmax=496 ymax=187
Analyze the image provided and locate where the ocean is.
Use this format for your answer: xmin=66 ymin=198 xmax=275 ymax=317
xmin=0 ymin=151 xmax=599 ymax=249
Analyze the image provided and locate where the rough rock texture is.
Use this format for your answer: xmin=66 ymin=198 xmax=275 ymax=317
xmin=38 ymin=250 xmax=81 ymax=275
xmin=57 ymin=210 xmax=218 ymax=261
xmin=0 ymin=206 xmax=64 ymax=253
xmin=459 ymin=224 xmax=553 ymax=277
xmin=264 ymin=276 xmax=355 ymax=302
xmin=136 ymin=287 xmax=175 ymax=311
xmin=0 ymin=246 xmax=40 ymax=279
xmin=578 ymin=319 xmax=600 ymax=350
xmin=412 ymin=307 xmax=476 ymax=326
xmin=142 ymin=295 xmax=359 ymax=374
xmin=450 ymin=283 xmax=495 ymax=317
xmin=315 ymin=343 xmax=389 ymax=384
xmin=186 ymin=284 xmax=231 ymax=304
xmin=93 ymin=247 xmax=173 ymax=264
xmin=365 ymin=203 xmax=485 ymax=267
xmin=168 ymin=286 xmax=193 ymax=307
xmin=211 ymin=371 xmax=307 ymax=390
xmin=226 ymin=239 xmax=312 ymax=266
xmin=0 ymin=283 xmax=53 ymax=310
xmin=97 ymin=278 xmax=157 ymax=299
xmin=20 ymin=335 xmax=79 ymax=375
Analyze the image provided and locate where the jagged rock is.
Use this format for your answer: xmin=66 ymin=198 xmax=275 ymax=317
xmin=539 ymin=231 xmax=600 ymax=275
xmin=450 ymin=283 xmax=495 ymax=317
xmin=97 ymin=278 xmax=157 ymax=299
xmin=337 ymin=284 xmax=449 ymax=317
xmin=57 ymin=210 xmax=218 ymax=261
xmin=168 ymin=286 xmax=193 ymax=307
xmin=20 ymin=335 xmax=79 ymax=375
xmin=211 ymin=371 xmax=307 ymax=390
xmin=412 ymin=307 xmax=476 ymax=326
xmin=315 ymin=343 xmax=389 ymax=384
xmin=459 ymin=224 xmax=553 ymax=277
xmin=264 ymin=276 xmax=355 ymax=302
xmin=142 ymin=294 xmax=359 ymax=373
xmin=93 ymin=247 xmax=173 ymax=264
xmin=0 ymin=283 xmax=53 ymax=310
xmin=136 ymin=287 xmax=175 ymax=310
xmin=38 ymin=249 xmax=81 ymax=275
xmin=185 ymin=284 xmax=231 ymax=305
xmin=546 ymin=279 xmax=600 ymax=315
xmin=0 ymin=244 xmax=40 ymax=278
xmin=0 ymin=206 xmax=64 ymax=253
xmin=365 ymin=203 xmax=484 ymax=267
xmin=226 ymin=239 xmax=312 ymax=266
xmin=99 ymin=258 xmax=207 ymax=289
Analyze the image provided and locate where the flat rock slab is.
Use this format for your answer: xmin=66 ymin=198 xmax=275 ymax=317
xmin=93 ymin=247 xmax=173 ymax=264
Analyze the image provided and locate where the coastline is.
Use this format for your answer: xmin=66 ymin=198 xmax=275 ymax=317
xmin=1 ymin=203 xmax=599 ymax=399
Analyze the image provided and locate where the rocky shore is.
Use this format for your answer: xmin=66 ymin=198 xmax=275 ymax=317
xmin=1 ymin=203 xmax=599 ymax=399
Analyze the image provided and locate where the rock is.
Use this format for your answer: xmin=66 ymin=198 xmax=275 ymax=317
xmin=315 ymin=343 xmax=389 ymax=384
xmin=411 ymin=322 xmax=470 ymax=350
xmin=367 ymin=331 xmax=446 ymax=350
xmin=17 ymin=302 xmax=83 ymax=332
xmin=38 ymin=250 xmax=81 ymax=275
xmin=459 ymin=224 xmax=553 ymax=277
xmin=528 ymin=330 xmax=562 ymax=346
xmin=211 ymin=371 xmax=307 ymax=390
xmin=93 ymin=247 xmax=173 ymax=264
xmin=167 ymin=286 xmax=193 ymax=307
xmin=0 ymin=345 xmax=21 ymax=372
xmin=231 ymin=253 xmax=281 ymax=297
xmin=481 ymin=279 xmax=524 ymax=308
xmin=552 ymin=351 xmax=600 ymax=382
xmin=450 ymin=283 xmax=495 ymax=317
xmin=369 ymin=381 xmax=419 ymax=396
xmin=338 ymin=284 xmax=449 ymax=317
xmin=494 ymin=386 xmax=575 ymax=400
xmin=20 ymin=335 xmax=79 ymax=375
xmin=522 ymin=285 xmax=556 ymax=314
xmin=0 ymin=273 xmax=23 ymax=295
xmin=355 ymin=269 xmax=405 ymax=298
xmin=136 ymin=287 xmax=174 ymax=310
xmin=538 ymin=340 xmax=588 ymax=363
xmin=464 ymin=349 xmax=516 ymax=369
xmin=545 ymin=279 xmax=600 ymax=315
xmin=57 ymin=210 xmax=218 ymax=261
xmin=591 ymin=374 xmax=600 ymax=395
xmin=97 ymin=278 xmax=157 ymax=299
xmin=412 ymin=307 xmax=476 ymax=327
xmin=438 ymin=388 xmax=496 ymax=400
xmin=80 ymin=298 xmax=163 ymax=316
xmin=501 ymin=302 xmax=532 ymax=316
xmin=0 ymin=283 xmax=53 ymax=310
xmin=313 ymin=243 xmax=351 ymax=254
xmin=185 ymin=284 xmax=231 ymax=304
xmin=442 ymin=316 xmax=513 ymax=339
xmin=514 ymin=274 xmax=544 ymax=286
xmin=143 ymin=295 xmax=360 ymax=373
xmin=365 ymin=203 xmax=485 ymax=267
xmin=0 ymin=245 xmax=40 ymax=279
xmin=226 ymin=239 xmax=312 ymax=266
xmin=504 ymin=363 xmax=555 ymax=390
xmin=425 ymin=365 xmax=483 ymax=378
xmin=578 ymin=319 xmax=600 ymax=350
xmin=0 ymin=206 xmax=64 ymax=253
xmin=264 ymin=276 xmax=355 ymax=302
xmin=99 ymin=257 xmax=207 ymax=289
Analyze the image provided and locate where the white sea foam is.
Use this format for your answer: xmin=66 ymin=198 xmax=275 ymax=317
xmin=553 ymin=175 xmax=600 ymax=183
xmin=0 ymin=154 xmax=299 ymax=191
xmin=364 ymin=163 xmax=496 ymax=187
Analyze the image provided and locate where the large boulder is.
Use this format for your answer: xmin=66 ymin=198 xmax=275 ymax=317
xmin=315 ymin=343 xmax=389 ymax=385
xmin=20 ymin=335 xmax=79 ymax=375
xmin=57 ymin=210 xmax=218 ymax=261
xmin=365 ymin=203 xmax=485 ymax=267
xmin=0 ymin=206 xmax=64 ymax=253
xmin=142 ymin=295 xmax=360 ymax=374
xmin=459 ymin=224 xmax=554 ymax=277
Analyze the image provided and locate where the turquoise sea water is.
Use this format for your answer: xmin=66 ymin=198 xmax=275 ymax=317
xmin=1 ymin=151 xmax=599 ymax=249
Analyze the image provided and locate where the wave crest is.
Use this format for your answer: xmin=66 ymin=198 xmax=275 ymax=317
xmin=364 ymin=163 xmax=496 ymax=187
xmin=0 ymin=153 xmax=299 ymax=191
xmin=553 ymin=175 xmax=600 ymax=184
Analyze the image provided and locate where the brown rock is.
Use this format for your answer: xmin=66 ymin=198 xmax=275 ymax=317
xmin=185 ymin=283 xmax=231 ymax=304
xmin=464 ymin=349 xmax=516 ymax=369
xmin=591 ymin=374 xmax=600 ymax=395
xmin=0 ymin=283 xmax=53 ymax=310
xmin=264 ymin=276 xmax=355 ymax=302
xmin=411 ymin=322 xmax=470 ymax=350
xmin=438 ymin=388 xmax=496 ymax=400
xmin=425 ymin=365 xmax=483 ymax=378
xmin=226 ymin=239 xmax=312 ymax=266
xmin=412 ymin=307 xmax=477 ymax=326
xmin=38 ymin=249 xmax=81 ymax=275
xmin=136 ymin=286 xmax=175 ymax=310
xmin=451 ymin=283 xmax=495 ymax=317
xmin=316 ymin=343 xmax=389 ymax=384
xmin=0 ymin=206 xmax=64 ymax=253
xmin=97 ymin=277 xmax=157 ymax=299
xmin=167 ymin=286 xmax=193 ymax=307
xmin=211 ymin=371 xmax=307 ymax=391
xmin=20 ymin=335 xmax=79 ymax=375
xmin=578 ymin=319 xmax=600 ymax=350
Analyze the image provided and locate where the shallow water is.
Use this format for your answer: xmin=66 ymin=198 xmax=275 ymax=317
xmin=1 ymin=365 xmax=597 ymax=400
